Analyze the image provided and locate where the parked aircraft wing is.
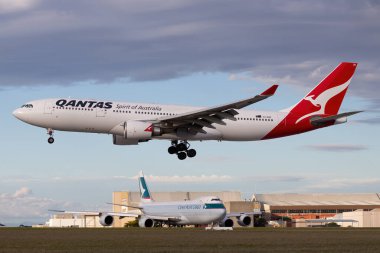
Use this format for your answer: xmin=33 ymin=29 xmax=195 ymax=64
xmin=146 ymin=215 xmax=182 ymax=222
xmin=107 ymin=202 xmax=142 ymax=210
xmin=107 ymin=212 xmax=139 ymax=218
xmin=49 ymin=209 xmax=139 ymax=218
xmin=153 ymin=85 xmax=278 ymax=132
xmin=48 ymin=210 xmax=101 ymax=216
xmin=226 ymin=211 xmax=262 ymax=217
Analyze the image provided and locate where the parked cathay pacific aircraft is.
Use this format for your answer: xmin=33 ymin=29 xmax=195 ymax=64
xmin=14 ymin=62 xmax=361 ymax=159
xmin=51 ymin=171 xmax=233 ymax=227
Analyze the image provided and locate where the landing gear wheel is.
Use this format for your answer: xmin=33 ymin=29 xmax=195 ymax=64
xmin=168 ymin=140 xmax=196 ymax=159
xmin=47 ymin=128 xmax=55 ymax=144
xmin=48 ymin=137 xmax=55 ymax=144
xmin=177 ymin=152 xmax=187 ymax=160
xmin=187 ymin=149 xmax=196 ymax=158
xmin=177 ymin=143 xmax=187 ymax=152
xmin=168 ymin=146 xmax=177 ymax=154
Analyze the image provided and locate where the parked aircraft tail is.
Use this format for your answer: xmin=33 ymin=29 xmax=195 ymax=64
xmin=139 ymin=171 xmax=153 ymax=203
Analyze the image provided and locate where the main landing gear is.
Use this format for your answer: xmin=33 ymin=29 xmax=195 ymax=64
xmin=168 ymin=140 xmax=196 ymax=160
xmin=47 ymin=128 xmax=55 ymax=144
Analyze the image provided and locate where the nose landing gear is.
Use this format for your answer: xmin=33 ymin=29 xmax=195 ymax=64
xmin=168 ymin=141 xmax=197 ymax=160
xmin=47 ymin=128 xmax=55 ymax=144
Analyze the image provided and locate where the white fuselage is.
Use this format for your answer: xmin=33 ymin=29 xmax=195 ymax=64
xmin=140 ymin=198 xmax=226 ymax=225
xmin=13 ymin=98 xmax=287 ymax=141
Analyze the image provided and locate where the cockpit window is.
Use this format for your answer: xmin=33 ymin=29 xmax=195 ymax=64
xmin=21 ymin=104 xmax=33 ymax=108
xmin=211 ymin=198 xmax=221 ymax=201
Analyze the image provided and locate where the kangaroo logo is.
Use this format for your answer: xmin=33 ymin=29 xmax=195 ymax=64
xmin=295 ymin=79 xmax=351 ymax=124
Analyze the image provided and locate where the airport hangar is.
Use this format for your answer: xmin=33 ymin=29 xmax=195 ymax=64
xmin=252 ymin=193 xmax=380 ymax=227
xmin=47 ymin=192 xmax=380 ymax=228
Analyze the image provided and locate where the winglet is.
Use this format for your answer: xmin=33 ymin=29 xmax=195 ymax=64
xmin=260 ymin=84 xmax=278 ymax=96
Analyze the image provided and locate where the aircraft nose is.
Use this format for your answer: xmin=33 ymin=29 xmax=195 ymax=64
xmin=13 ymin=108 xmax=25 ymax=120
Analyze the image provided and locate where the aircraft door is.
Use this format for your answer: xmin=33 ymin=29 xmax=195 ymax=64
xmin=44 ymin=101 xmax=54 ymax=114
xmin=96 ymin=107 xmax=107 ymax=117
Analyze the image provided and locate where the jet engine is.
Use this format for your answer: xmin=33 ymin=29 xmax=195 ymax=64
xmin=237 ymin=215 xmax=252 ymax=226
xmin=219 ymin=217 xmax=234 ymax=227
xmin=99 ymin=214 xmax=114 ymax=226
xmin=138 ymin=216 xmax=155 ymax=228
xmin=111 ymin=120 xmax=162 ymax=145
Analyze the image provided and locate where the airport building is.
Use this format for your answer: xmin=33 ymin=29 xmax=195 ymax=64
xmin=46 ymin=192 xmax=380 ymax=228
xmin=47 ymin=213 xmax=104 ymax=228
xmin=334 ymin=208 xmax=380 ymax=227
xmin=253 ymin=193 xmax=380 ymax=227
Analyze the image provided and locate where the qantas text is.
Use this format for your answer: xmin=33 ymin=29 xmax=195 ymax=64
xmin=56 ymin=99 xmax=113 ymax=109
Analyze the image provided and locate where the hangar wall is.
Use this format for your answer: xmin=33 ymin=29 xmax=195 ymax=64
xmin=253 ymin=193 xmax=380 ymax=221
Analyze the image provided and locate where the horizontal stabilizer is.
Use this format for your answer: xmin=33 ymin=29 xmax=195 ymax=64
xmin=310 ymin=111 xmax=362 ymax=126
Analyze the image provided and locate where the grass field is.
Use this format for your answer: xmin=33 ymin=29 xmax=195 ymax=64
xmin=1 ymin=227 xmax=380 ymax=253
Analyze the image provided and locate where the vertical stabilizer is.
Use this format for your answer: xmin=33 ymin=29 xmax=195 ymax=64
xmin=264 ymin=62 xmax=358 ymax=140
xmin=285 ymin=62 xmax=357 ymax=123
xmin=139 ymin=171 xmax=153 ymax=203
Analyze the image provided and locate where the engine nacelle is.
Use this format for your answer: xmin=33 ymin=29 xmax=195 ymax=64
xmin=138 ymin=216 xmax=155 ymax=228
xmin=113 ymin=134 xmax=139 ymax=145
xmin=111 ymin=120 xmax=162 ymax=145
xmin=237 ymin=215 xmax=252 ymax=226
xmin=219 ymin=217 xmax=234 ymax=227
xmin=99 ymin=214 xmax=114 ymax=226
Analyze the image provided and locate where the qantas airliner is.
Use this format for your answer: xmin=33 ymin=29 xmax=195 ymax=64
xmin=13 ymin=62 xmax=361 ymax=160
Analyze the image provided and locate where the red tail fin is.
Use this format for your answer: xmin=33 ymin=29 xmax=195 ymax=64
xmin=286 ymin=62 xmax=357 ymax=124
xmin=263 ymin=62 xmax=357 ymax=139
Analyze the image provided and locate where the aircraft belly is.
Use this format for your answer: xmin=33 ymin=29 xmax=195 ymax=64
xmin=217 ymin=121 xmax=273 ymax=141
xmin=156 ymin=128 xmax=222 ymax=141
xmin=41 ymin=111 xmax=120 ymax=133
xmin=144 ymin=204 xmax=221 ymax=225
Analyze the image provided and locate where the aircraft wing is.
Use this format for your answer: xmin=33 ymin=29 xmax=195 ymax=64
xmin=49 ymin=210 xmax=139 ymax=218
xmin=107 ymin=212 xmax=139 ymax=218
xmin=145 ymin=215 xmax=182 ymax=222
xmin=107 ymin=202 xmax=142 ymax=210
xmin=153 ymin=85 xmax=278 ymax=133
xmin=49 ymin=210 xmax=101 ymax=216
xmin=226 ymin=210 xmax=262 ymax=217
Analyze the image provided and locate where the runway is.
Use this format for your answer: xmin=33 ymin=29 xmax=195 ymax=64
xmin=1 ymin=227 xmax=380 ymax=253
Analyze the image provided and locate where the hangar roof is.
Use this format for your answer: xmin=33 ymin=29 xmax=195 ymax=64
xmin=252 ymin=193 xmax=380 ymax=206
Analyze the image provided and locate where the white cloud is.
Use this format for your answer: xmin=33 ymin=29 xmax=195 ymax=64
xmin=306 ymin=178 xmax=380 ymax=190
xmin=124 ymin=174 xmax=233 ymax=183
xmin=0 ymin=187 xmax=80 ymax=225
xmin=0 ymin=0 xmax=38 ymax=13
xmin=229 ymin=61 xmax=327 ymax=89
xmin=13 ymin=187 xmax=32 ymax=198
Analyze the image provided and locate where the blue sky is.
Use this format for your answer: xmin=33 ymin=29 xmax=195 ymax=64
xmin=0 ymin=0 xmax=379 ymax=225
